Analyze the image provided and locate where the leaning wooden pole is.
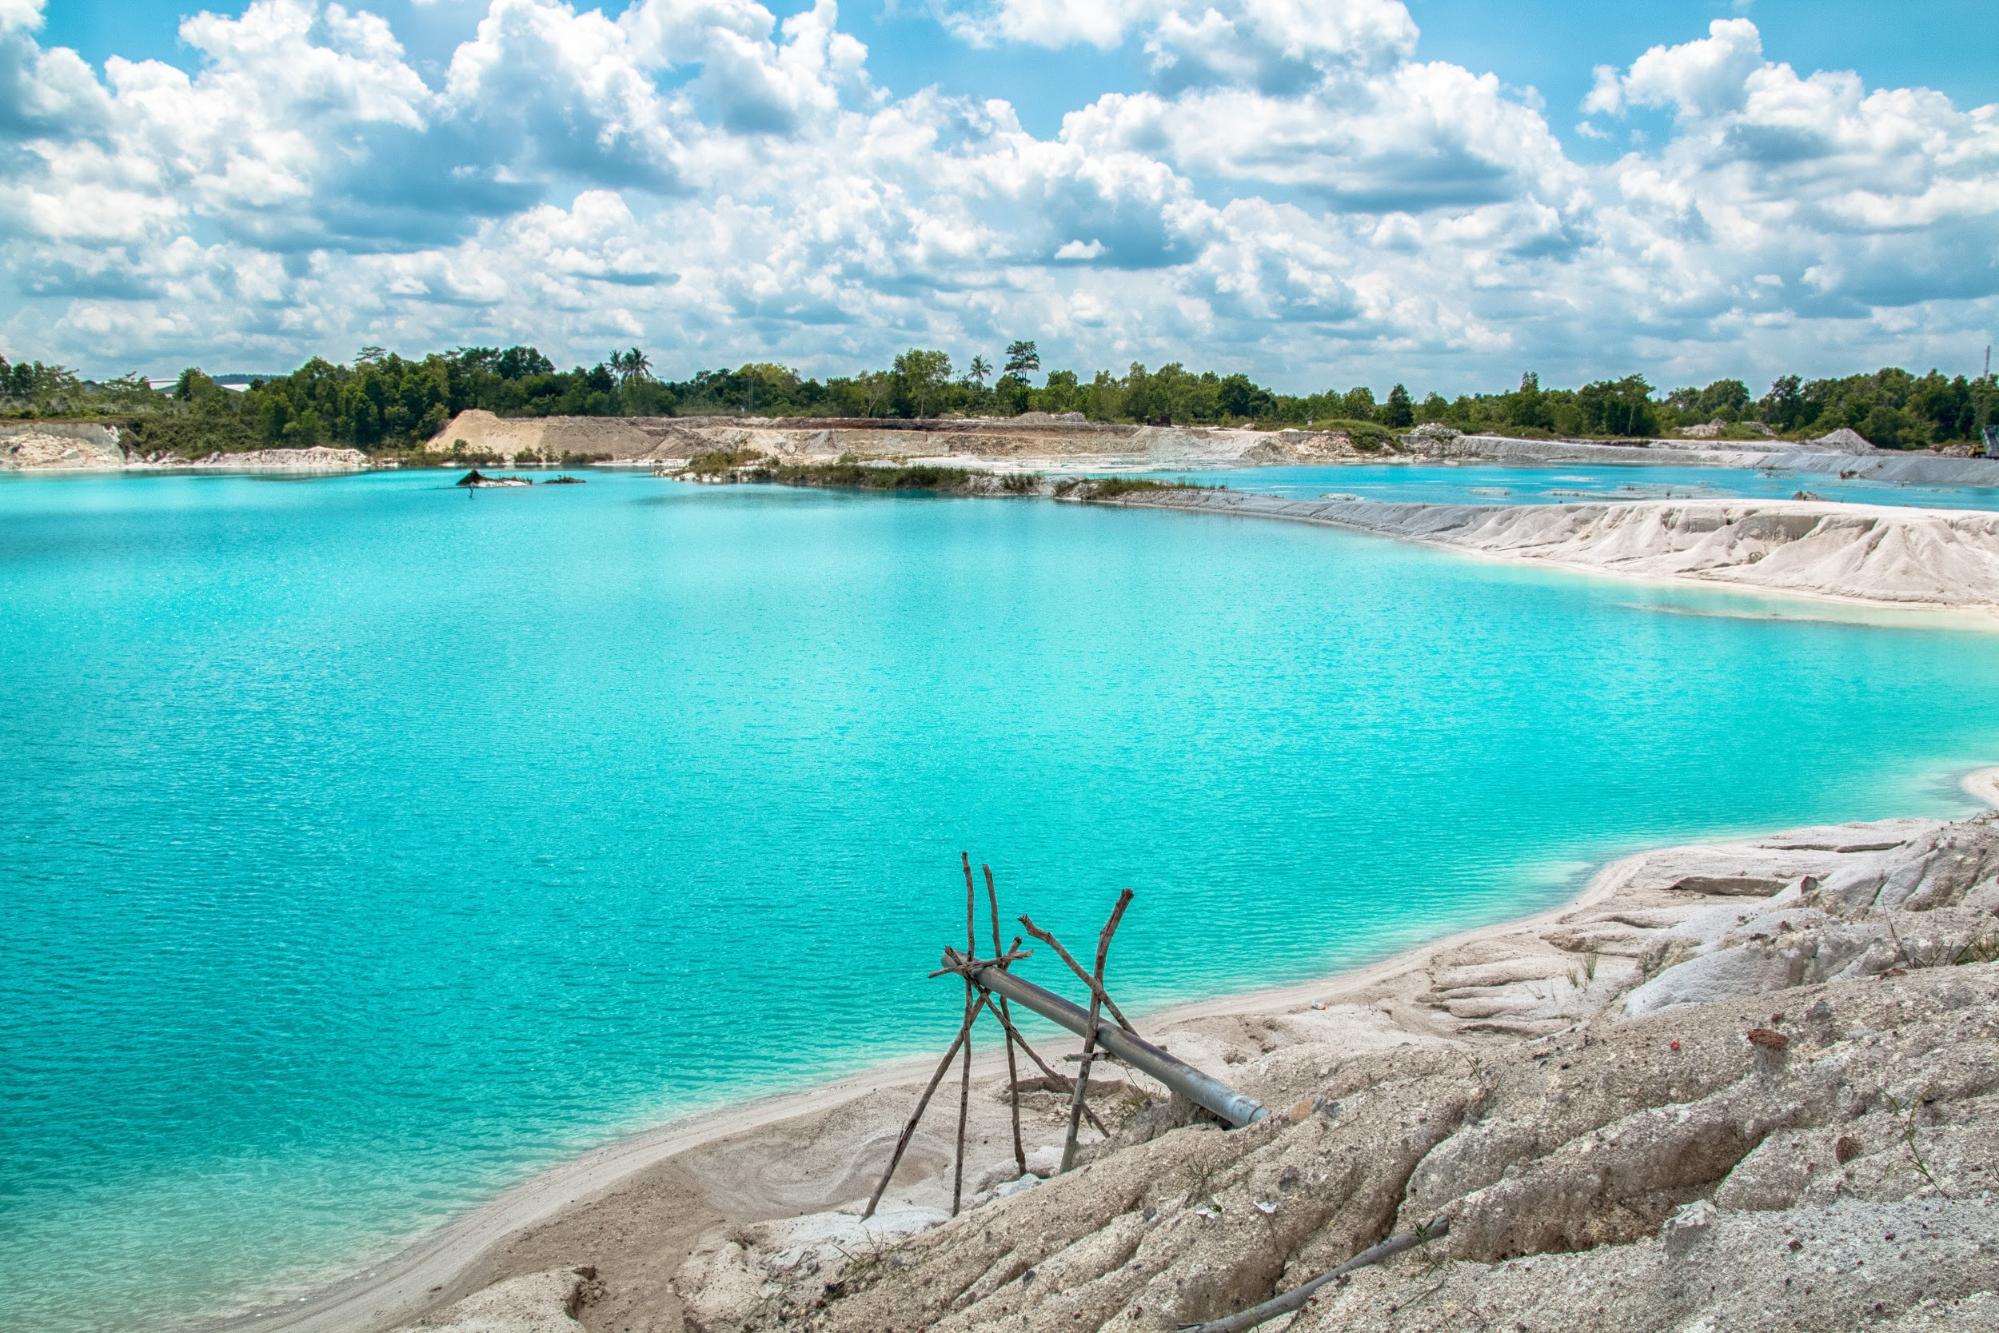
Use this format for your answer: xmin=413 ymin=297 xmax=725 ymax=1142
xmin=862 ymin=992 xmax=991 ymax=1220
xmin=1020 ymin=914 xmax=1139 ymax=1033
xmin=1060 ymin=889 xmax=1132 ymax=1171
xmin=984 ymin=864 xmax=1027 ymax=1175
xmin=951 ymin=854 xmax=977 ymax=1216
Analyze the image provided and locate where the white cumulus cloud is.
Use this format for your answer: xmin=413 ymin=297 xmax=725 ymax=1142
xmin=0 ymin=3 xmax=1992 ymax=394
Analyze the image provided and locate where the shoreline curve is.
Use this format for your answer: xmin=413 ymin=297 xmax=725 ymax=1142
xmin=205 ymin=763 xmax=1999 ymax=1333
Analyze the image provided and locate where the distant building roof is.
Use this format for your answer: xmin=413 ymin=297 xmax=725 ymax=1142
xmin=144 ymin=377 xmax=251 ymax=393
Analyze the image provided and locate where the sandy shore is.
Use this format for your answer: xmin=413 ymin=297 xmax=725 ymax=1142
xmin=1091 ymin=489 xmax=1999 ymax=625
xmin=209 ymin=764 xmax=1999 ymax=1333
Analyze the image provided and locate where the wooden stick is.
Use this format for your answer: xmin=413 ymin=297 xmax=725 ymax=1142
xmin=927 ymin=946 xmax=1030 ymax=978
xmin=952 ymin=854 xmax=977 ymax=1217
xmin=979 ymin=979 xmax=1111 ymax=1135
xmin=862 ymin=991 xmax=993 ymax=1219
xmin=1060 ymin=889 xmax=1132 ymax=1172
xmin=985 ymin=864 xmax=1027 ymax=1176
xmin=1178 ymin=1217 xmax=1452 ymax=1333
xmin=1019 ymin=913 xmax=1138 ymax=1033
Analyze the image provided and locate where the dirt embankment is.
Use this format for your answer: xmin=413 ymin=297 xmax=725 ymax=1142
xmin=1 ymin=423 xmax=370 ymax=473
xmin=425 ymin=410 xmax=1377 ymax=469
xmin=429 ymin=411 xmax=1999 ymax=486
xmin=0 ymin=420 xmax=125 ymax=469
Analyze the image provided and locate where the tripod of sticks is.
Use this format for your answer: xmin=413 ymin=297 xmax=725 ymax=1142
xmin=862 ymin=854 xmax=1137 ymax=1220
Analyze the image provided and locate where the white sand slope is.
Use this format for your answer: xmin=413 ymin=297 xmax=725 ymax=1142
xmin=1109 ymin=492 xmax=1999 ymax=611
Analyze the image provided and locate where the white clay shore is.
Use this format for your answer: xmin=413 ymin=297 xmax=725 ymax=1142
xmin=211 ymin=769 xmax=1999 ymax=1333
xmin=1092 ymin=489 xmax=1999 ymax=621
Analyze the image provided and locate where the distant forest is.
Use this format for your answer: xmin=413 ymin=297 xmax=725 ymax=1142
xmin=2 ymin=341 xmax=1993 ymax=455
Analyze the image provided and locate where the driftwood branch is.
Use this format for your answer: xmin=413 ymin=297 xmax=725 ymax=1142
xmin=862 ymin=991 xmax=993 ymax=1219
xmin=986 ymin=863 xmax=1028 ymax=1177
xmin=1060 ymin=888 xmax=1133 ymax=1172
xmin=1019 ymin=913 xmax=1138 ymax=1033
xmin=1179 ymin=1217 xmax=1453 ymax=1333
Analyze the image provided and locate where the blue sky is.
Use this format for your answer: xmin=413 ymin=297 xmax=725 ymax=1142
xmin=34 ymin=2 xmax=1998 ymax=147
xmin=3 ymin=0 xmax=1996 ymax=391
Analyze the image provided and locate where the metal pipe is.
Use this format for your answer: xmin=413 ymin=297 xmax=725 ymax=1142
xmin=967 ymin=962 xmax=1267 ymax=1127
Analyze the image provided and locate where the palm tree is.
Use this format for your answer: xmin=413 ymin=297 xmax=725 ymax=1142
xmin=607 ymin=348 xmax=653 ymax=386
xmin=968 ymin=355 xmax=992 ymax=387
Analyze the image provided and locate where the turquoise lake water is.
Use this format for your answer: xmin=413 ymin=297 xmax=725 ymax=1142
xmin=1147 ymin=461 xmax=1999 ymax=510
xmin=6 ymin=468 xmax=1999 ymax=1331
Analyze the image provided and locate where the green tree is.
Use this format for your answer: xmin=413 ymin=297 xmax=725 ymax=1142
xmin=854 ymin=370 xmax=894 ymax=418
xmin=967 ymin=355 xmax=992 ymax=387
xmin=495 ymin=346 xmax=555 ymax=380
xmin=892 ymin=348 xmax=953 ymax=417
xmin=1575 ymin=375 xmax=1659 ymax=437
xmin=1003 ymin=340 xmax=1040 ymax=379
xmin=1034 ymin=369 xmax=1081 ymax=415
xmin=993 ymin=373 xmax=1030 ymax=415
xmin=1217 ymin=373 xmax=1270 ymax=421
xmin=1083 ymin=369 xmax=1126 ymax=422
xmin=1383 ymin=383 xmax=1415 ymax=427
xmin=1696 ymin=378 xmax=1750 ymax=420
xmin=609 ymin=348 xmax=652 ymax=385
xmin=1759 ymin=375 xmax=1807 ymax=431
xmin=173 ymin=367 xmax=223 ymax=403
xmin=1503 ymin=372 xmax=1551 ymax=430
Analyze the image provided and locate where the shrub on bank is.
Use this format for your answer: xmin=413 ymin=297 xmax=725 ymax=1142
xmin=1306 ymin=418 xmax=1398 ymax=452
xmin=685 ymin=447 xmax=768 ymax=475
xmin=1052 ymin=477 xmax=1209 ymax=500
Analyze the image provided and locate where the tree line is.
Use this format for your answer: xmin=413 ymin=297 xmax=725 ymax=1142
xmin=1 ymin=343 xmax=1992 ymax=455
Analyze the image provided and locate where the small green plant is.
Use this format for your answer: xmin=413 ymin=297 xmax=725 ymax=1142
xmin=1181 ymin=1155 xmax=1226 ymax=1204
xmin=1953 ymin=932 xmax=1999 ymax=965
xmin=1884 ymin=1091 xmax=1953 ymax=1198
xmin=1112 ymin=1090 xmax=1152 ymax=1126
xmin=828 ymin=1233 xmax=898 ymax=1290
